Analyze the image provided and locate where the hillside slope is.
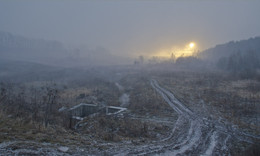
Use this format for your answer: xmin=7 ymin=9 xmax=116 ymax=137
xmin=199 ymin=37 xmax=260 ymax=62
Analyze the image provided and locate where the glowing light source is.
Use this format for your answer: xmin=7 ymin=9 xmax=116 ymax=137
xmin=151 ymin=41 xmax=198 ymax=59
xmin=189 ymin=42 xmax=195 ymax=48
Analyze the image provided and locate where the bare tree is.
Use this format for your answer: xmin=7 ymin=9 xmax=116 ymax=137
xmin=42 ymin=84 xmax=59 ymax=127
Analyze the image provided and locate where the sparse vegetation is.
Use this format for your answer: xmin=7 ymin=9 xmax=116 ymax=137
xmin=158 ymin=71 xmax=259 ymax=132
xmin=0 ymin=66 xmax=259 ymax=155
xmin=0 ymin=0 xmax=259 ymax=154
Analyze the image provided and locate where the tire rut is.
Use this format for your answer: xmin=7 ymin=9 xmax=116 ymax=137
xmin=115 ymin=79 xmax=257 ymax=156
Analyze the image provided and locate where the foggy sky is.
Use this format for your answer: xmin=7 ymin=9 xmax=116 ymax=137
xmin=0 ymin=0 xmax=260 ymax=57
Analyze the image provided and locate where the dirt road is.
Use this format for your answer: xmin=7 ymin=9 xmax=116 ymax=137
xmin=122 ymin=79 xmax=259 ymax=155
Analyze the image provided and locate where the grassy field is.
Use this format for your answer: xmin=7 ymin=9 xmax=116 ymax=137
xmin=155 ymin=71 xmax=259 ymax=135
xmin=0 ymin=67 xmax=259 ymax=155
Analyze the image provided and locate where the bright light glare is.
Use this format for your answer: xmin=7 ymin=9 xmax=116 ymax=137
xmin=153 ymin=42 xmax=198 ymax=59
xmin=189 ymin=42 xmax=195 ymax=48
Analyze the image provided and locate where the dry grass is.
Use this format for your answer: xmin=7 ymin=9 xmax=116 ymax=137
xmin=218 ymin=80 xmax=260 ymax=98
xmin=0 ymin=110 xmax=86 ymax=146
xmin=120 ymin=73 xmax=175 ymax=117
xmin=156 ymin=71 xmax=260 ymax=135
xmin=77 ymin=114 xmax=171 ymax=142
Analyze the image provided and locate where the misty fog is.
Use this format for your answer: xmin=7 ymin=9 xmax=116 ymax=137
xmin=0 ymin=1 xmax=259 ymax=156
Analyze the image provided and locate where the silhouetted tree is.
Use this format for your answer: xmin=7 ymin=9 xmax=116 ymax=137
xmin=217 ymin=50 xmax=260 ymax=78
xmin=170 ymin=53 xmax=176 ymax=62
xmin=139 ymin=55 xmax=144 ymax=64
xmin=42 ymin=84 xmax=59 ymax=127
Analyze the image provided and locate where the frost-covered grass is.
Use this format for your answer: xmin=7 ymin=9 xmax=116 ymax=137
xmin=1 ymin=68 xmax=258 ymax=155
xmin=157 ymin=71 xmax=259 ymax=131
xmin=156 ymin=71 xmax=260 ymax=155
xmin=120 ymin=73 xmax=175 ymax=117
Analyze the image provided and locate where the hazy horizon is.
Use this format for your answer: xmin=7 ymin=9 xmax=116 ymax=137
xmin=0 ymin=1 xmax=260 ymax=155
xmin=1 ymin=0 xmax=260 ymax=58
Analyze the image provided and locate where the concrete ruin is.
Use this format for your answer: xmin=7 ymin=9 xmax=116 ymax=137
xmin=106 ymin=106 xmax=127 ymax=115
xmin=69 ymin=103 xmax=99 ymax=120
xmin=68 ymin=103 xmax=127 ymax=128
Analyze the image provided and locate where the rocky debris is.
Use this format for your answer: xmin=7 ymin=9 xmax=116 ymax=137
xmin=58 ymin=146 xmax=69 ymax=152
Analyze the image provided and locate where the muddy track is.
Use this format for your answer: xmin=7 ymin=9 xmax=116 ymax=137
xmin=117 ymin=79 xmax=259 ymax=156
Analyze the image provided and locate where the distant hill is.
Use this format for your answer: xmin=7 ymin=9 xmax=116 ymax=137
xmin=0 ymin=31 xmax=131 ymax=67
xmin=198 ymin=37 xmax=260 ymax=78
xmin=0 ymin=31 xmax=68 ymax=64
xmin=199 ymin=37 xmax=260 ymax=62
xmin=0 ymin=58 xmax=63 ymax=82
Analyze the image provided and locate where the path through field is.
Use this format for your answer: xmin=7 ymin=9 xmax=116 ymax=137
xmin=115 ymin=79 xmax=258 ymax=156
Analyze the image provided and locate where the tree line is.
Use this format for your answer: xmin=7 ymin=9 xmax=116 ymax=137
xmin=217 ymin=50 xmax=260 ymax=78
xmin=0 ymin=82 xmax=62 ymax=128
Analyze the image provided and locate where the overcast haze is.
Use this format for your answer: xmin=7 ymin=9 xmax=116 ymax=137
xmin=0 ymin=0 xmax=260 ymax=57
